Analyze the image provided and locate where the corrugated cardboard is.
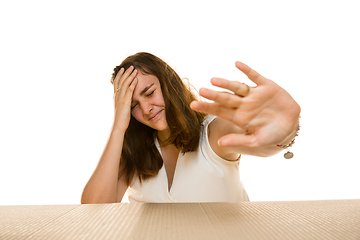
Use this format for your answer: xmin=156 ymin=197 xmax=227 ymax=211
xmin=1 ymin=199 xmax=360 ymax=239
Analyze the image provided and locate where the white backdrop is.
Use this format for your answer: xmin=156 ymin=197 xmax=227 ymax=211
xmin=0 ymin=0 xmax=359 ymax=205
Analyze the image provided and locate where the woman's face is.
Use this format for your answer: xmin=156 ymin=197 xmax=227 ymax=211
xmin=131 ymin=71 xmax=169 ymax=133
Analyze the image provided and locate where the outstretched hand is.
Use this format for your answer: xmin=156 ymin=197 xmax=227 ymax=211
xmin=190 ymin=61 xmax=300 ymax=149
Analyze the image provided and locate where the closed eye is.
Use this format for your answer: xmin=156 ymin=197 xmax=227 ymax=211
xmin=132 ymin=88 xmax=155 ymax=110
xmin=131 ymin=103 xmax=138 ymax=110
xmin=146 ymin=90 xmax=155 ymax=97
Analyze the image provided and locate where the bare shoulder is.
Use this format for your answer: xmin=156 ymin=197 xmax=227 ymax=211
xmin=208 ymin=117 xmax=243 ymax=161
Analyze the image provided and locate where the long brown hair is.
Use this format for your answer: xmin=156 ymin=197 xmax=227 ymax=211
xmin=111 ymin=52 xmax=206 ymax=186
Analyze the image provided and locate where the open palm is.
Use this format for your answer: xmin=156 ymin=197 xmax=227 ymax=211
xmin=191 ymin=61 xmax=301 ymax=148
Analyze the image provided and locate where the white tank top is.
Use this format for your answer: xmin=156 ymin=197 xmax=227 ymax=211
xmin=127 ymin=115 xmax=249 ymax=202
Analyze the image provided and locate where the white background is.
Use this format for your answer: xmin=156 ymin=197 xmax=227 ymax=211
xmin=0 ymin=0 xmax=359 ymax=205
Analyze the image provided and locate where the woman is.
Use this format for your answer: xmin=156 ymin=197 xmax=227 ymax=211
xmin=81 ymin=52 xmax=301 ymax=203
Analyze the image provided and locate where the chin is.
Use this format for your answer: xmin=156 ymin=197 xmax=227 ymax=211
xmin=155 ymin=123 xmax=170 ymax=132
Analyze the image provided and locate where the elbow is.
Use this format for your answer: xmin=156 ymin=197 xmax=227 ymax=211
xmin=81 ymin=190 xmax=117 ymax=204
xmin=80 ymin=196 xmax=116 ymax=204
xmin=80 ymin=195 xmax=90 ymax=204
xmin=80 ymin=192 xmax=93 ymax=204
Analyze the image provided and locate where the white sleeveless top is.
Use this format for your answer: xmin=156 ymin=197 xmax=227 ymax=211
xmin=127 ymin=115 xmax=249 ymax=203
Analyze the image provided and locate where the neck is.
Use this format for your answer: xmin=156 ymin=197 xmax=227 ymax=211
xmin=157 ymin=128 xmax=171 ymax=147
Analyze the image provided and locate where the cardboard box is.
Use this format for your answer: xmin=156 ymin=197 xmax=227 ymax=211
xmin=1 ymin=199 xmax=360 ymax=239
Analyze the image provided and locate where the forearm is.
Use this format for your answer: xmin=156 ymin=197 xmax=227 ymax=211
xmin=81 ymin=126 xmax=126 ymax=204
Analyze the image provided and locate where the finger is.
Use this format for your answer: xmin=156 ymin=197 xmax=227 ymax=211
xmin=114 ymin=77 xmax=138 ymax=108
xmin=235 ymin=61 xmax=266 ymax=85
xmin=210 ymin=78 xmax=251 ymax=97
xmin=198 ymin=88 xmax=243 ymax=108
xmin=124 ymin=77 xmax=138 ymax=98
xmin=113 ymin=67 xmax=124 ymax=92
xmin=120 ymin=72 xmax=137 ymax=98
xmin=190 ymin=101 xmax=237 ymax=122
xmin=218 ymin=133 xmax=259 ymax=148
xmin=120 ymin=68 xmax=137 ymax=88
xmin=114 ymin=78 xmax=138 ymax=118
xmin=114 ymin=66 xmax=135 ymax=92
xmin=115 ymin=67 xmax=138 ymax=94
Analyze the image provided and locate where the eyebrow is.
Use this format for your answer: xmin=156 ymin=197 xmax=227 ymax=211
xmin=140 ymin=84 xmax=154 ymax=96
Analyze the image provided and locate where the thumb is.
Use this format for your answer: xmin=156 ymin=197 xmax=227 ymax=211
xmin=218 ymin=134 xmax=258 ymax=148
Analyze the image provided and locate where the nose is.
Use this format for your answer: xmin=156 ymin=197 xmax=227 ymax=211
xmin=139 ymin=101 xmax=153 ymax=115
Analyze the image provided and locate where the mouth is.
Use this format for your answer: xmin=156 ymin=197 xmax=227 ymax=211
xmin=149 ymin=109 xmax=163 ymax=121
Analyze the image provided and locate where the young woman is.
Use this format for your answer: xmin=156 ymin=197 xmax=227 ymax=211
xmin=81 ymin=52 xmax=301 ymax=203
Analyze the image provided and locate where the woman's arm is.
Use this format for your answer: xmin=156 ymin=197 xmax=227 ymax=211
xmin=81 ymin=66 xmax=138 ymax=204
xmin=81 ymin=128 xmax=128 ymax=203
xmin=191 ymin=61 xmax=301 ymax=158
